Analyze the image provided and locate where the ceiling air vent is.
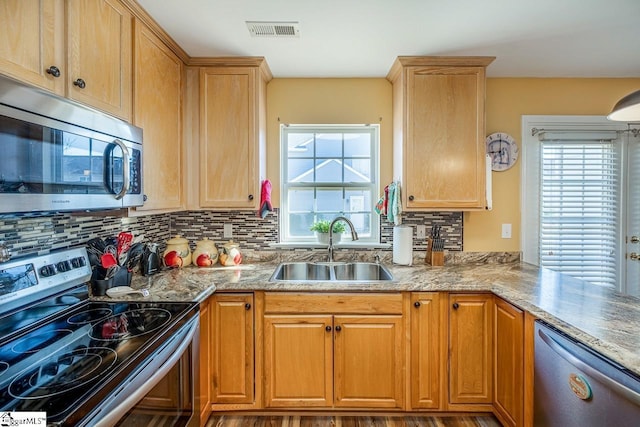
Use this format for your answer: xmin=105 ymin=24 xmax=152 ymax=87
xmin=246 ymin=21 xmax=300 ymax=38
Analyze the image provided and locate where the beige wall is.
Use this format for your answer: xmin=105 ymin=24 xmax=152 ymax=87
xmin=267 ymin=77 xmax=640 ymax=252
xmin=266 ymin=78 xmax=393 ymax=207
xmin=467 ymin=78 xmax=640 ymax=251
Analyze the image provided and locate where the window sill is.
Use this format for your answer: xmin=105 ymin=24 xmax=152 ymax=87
xmin=270 ymin=242 xmax=391 ymax=250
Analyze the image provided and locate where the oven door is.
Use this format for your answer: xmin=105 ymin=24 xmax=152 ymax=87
xmin=84 ymin=316 xmax=199 ymax=427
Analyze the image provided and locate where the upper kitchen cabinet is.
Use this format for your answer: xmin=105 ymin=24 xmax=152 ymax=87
xmin=67 ymin=0 xmax=132 ymax=121
xmin=387 ymin=56 xmax=494 ymax=210
xmin=132 ymin=20 xmax=184 ymax=213
xmin=0 ymin=0 xmax=65 ymax=95
xmin=197 ymin=59 xmax=271 ymax=209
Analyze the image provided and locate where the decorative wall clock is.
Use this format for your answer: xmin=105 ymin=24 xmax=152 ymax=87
xmin=486 ymin=132 xmax=518 ymax=171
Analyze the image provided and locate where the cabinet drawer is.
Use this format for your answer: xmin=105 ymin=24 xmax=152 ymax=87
xmin=264 ymin=293 xmax=403 ymax=314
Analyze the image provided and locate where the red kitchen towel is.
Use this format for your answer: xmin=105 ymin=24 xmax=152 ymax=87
xmin=258 ymin=179 xmax=273 ymax=218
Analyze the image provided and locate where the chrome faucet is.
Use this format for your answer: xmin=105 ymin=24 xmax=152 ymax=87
xmin=328 ymin=216 xmax=359 ymax=263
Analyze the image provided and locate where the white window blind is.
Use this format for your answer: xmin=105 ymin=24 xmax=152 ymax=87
xmin=538 ymin=132 xmax=621 ymax=287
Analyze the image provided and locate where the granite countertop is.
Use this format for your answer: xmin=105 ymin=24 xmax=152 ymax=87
xmin=113 ymin=260 xmax=640 ymax=377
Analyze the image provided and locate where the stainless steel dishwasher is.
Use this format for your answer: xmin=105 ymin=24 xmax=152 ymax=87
xmin=534 ymin=320 xmax=640 ymax=426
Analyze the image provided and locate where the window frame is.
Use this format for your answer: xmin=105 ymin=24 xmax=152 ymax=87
xmin=279 ymin=124 xmax=381 ymax=245
xmin=521 ymin=115 xmax=628 ymax=289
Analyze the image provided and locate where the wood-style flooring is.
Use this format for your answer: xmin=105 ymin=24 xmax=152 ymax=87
xmin=206 ymin=415 xmax=502 ymax=427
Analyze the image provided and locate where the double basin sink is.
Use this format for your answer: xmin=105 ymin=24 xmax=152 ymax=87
xmin=270 ymin=262 xmax=393 ymax=283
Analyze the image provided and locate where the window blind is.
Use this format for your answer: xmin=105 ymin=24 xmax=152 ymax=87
xmin=539 ymin=137 xmax=621 ymax=287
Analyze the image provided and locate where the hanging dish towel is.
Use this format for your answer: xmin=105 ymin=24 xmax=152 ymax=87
xmin=258 ymin=179 xmax=273 ymax=219
xmin=374 ymin=184 xmax=389 ymax=215
xmin=387 ymin=181 xmax=402 ymax=225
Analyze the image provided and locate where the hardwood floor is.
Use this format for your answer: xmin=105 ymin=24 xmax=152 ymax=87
xmin=206 ymin=415 xmax=502 ymax=427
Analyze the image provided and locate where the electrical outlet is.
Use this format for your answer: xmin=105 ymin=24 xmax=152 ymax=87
xmin=223 ymin=223 xmax=233 ymax=238
xmin=417 ymin=225 xmax=426 ymax=239
xmin=501 ymin=223 xmax=512 ymax=239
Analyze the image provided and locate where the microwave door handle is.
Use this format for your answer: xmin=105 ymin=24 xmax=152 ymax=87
xmin=111 ymin=139 xmax=130 ymax=200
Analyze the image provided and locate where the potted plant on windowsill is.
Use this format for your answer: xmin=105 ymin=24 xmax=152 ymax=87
xmin=310 ymin=220 xmax=346 ymax=245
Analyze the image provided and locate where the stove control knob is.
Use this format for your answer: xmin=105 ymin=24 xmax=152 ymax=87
xmin=56 ymin=261 xmax=71 ymax=272
xmin=40 ymin=264 xmax=57 ymax=277
xmin=71 ymin=257 xmax=86 ymax=268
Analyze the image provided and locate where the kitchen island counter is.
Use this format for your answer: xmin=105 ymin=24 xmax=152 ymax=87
xmin=113 ymin=260 xmax=640 ymax=377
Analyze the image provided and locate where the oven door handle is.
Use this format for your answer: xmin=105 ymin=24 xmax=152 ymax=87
xmin=90 ymin=316 xmax=199 ymax=427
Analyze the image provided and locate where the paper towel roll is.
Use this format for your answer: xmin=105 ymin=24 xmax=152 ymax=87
xmin=393 ymin=225 xmax=413 ymax=265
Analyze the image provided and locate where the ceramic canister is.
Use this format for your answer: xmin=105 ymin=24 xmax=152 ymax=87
xmin=163 ymin=235 xmax=192 ymax=267
xmin=219 ymin=240 xmax=242 ymax=266
xmin=193 ymin=238 xmax=219 ymax=267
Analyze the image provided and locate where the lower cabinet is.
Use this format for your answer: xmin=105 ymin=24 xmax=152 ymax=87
xmin=449 ymin=293 xmax=494 ymax=406
xmin=410 ymin=292 xmax=445 ymax=410
xmin=263 ymin=314 xmax=333 ymax=407
xmin=200 ymin=290 xmax=528 ymax=425
xmin=198 ymin=297 xmax=211 ymax=425
xmin=494 ymin=297 xmax=524 ymax=427
xmin=211 ymin=293 xmax=255 ymax=405
xmin=263 ymin=293 xmax=404 ymax=409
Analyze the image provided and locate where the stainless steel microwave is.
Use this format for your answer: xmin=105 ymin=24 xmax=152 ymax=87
xmin=0 ymin=75 xmax=143 ymax=214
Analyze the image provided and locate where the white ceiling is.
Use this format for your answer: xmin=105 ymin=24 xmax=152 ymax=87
xmin=137 ymin=0 xmax=640 ymax=78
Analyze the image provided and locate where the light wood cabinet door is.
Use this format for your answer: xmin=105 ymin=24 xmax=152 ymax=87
xmin=449 ymin=293 xmax=493 ymax=404
xmin=199 ymin=298 xmax=211 ymax=425
xmin=211 ymin=294 xmax=254 ymax=404
xmin=494 ymin=297 xmax=524 ymax=427
xmin=388 ymin=57 xmax=494 ymax=210
xmin=67 ymin=0 xmax=132 ymax=120
xmin=0 ymin=0 xmax=64 ymax=94
xmin=410 ymin=293 xmax=443 ymax=410
xmin=263 ymin=314 xmax=333 ymax=408
xmin=199 ymin=66 xmax=266 ymax=209
xmin=333 ymin=315 xmax=404 ymax=409
xmin=132 ymin=20 xmax=183 ymax=212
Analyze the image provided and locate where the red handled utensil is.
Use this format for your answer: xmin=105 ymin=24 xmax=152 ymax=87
xmin=101 ymin=252 xmax=118 ymax=268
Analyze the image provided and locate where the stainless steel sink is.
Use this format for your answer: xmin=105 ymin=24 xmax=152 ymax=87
xmin=270 ymin=262 xmax=331 ymax=281
xmin=270 ymin=262 xmax=393 ymax=283
xmin=333 ymin=262 xmax=393 ymax=281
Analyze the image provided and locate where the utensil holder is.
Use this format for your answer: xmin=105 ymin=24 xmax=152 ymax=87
xmin=90 ymin=268 xmax=132 ymax=296
xmin=425 ymin=238 xmax=444 ymax=267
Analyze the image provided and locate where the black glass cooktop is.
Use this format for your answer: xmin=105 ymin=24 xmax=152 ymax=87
xmin=0 ymin=294 xmax=197 ymax=423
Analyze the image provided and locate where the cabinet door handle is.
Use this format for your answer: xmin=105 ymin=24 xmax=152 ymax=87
xmin=335 ymin=325 xmax=342 ymax=332
xmin=46 ymin=66 xmax=61 ymax=78
xmin=73 ymin=78 xmax=86 ymax=89
xmin=414 ymin=301 xmax=421 ymax=308
xmin=245 ymin=303 xmax=251 ymax=310
xmin=409 ymin=195 xmax=414 ymax=201
xmin=248 ymin=194 xmax=254 ymax=200
xmin=452 ymin=302 xmax=459 ymax=310
xmin=325 ymin=325 xmax=332 ymax=332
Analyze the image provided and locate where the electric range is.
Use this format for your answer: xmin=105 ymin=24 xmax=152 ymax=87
xmin=0 ymin=247 xmax=199 ymax=426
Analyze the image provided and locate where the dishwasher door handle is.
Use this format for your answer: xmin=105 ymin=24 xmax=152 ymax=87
xmin=538 ymin=328 xmax=640 ymax=405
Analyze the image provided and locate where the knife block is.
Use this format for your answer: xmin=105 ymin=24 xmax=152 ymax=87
xmin=425 ymin=238 xmax=444 ymax=267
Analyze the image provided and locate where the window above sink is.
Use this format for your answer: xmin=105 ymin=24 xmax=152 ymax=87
xmin=279 ymin=124 xmax=380 ymax=245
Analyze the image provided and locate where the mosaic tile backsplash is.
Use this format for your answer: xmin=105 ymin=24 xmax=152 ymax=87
xmin=0 ymin=209 xmax=463 ymax=260
xmin=0 ymin=212 xmax=171 ymax=258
